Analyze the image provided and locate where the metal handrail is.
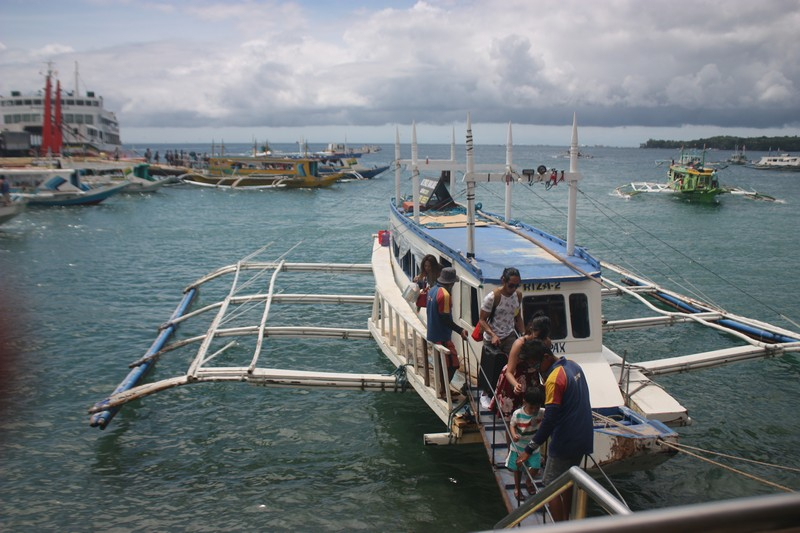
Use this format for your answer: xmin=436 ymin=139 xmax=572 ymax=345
xmin=495 ymin=466 xmax=630 ymax=528
xmin=494 ymin=491 xmax=800 ymax=532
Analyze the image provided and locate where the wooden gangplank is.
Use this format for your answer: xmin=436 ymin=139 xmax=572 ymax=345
xmin=469 ymin=389 xmax=549 ymax=526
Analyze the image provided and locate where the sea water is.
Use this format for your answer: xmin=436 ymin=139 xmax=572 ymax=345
xmin=0 ymin=143 xmax=798 ymax=531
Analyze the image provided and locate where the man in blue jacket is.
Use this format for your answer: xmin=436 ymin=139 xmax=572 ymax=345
xmin=516 ymin=348 xmax=593 ymax=521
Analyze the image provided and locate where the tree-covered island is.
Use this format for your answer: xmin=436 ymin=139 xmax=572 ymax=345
xmin=641 ymin=135 xmax=800 ymax=151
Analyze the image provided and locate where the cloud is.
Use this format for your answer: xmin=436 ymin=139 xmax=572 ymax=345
xmin=1 ymin=0 xmax=799 ymax=136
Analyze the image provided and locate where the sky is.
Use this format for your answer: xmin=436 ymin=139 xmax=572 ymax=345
xmin=1 ymin=0 xmax=799 ymax=147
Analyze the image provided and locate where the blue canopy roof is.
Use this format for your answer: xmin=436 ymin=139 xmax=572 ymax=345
xmin=412 ymin=214 xmax=601 ymax=285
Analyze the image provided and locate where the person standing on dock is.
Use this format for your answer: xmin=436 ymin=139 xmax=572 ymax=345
xmin=426 ymin=267 xmax=468 ymax=384
xmin=0 ymin=176 xmax=10 ymax=205
xmin=478 ymin=267 xmax=524 ymax=410
xmin=516 ymin=349 xmax=593 ymax=522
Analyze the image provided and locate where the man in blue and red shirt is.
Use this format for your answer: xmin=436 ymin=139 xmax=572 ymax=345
xmin=516 ymin=349 xmax=593 ymax=521
xmin=426 ymin=267 xmax=468 ymax=383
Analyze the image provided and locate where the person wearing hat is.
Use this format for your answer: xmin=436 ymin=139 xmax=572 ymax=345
xmin=426 ymin=266 xmax=468 ymax=385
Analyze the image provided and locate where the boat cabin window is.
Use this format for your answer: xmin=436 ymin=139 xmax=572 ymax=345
xmin=460 ymin=285 xmax=480 ymax=327
xmin=522 ymin=293 xmax=592 ymax=340
xmin=401 ymin=250 xmax=414 ymax=278
xmin=569 ymin=293 xmax=591 ymax=339
xmin=522 ymin=295 xmax=567 ymax=340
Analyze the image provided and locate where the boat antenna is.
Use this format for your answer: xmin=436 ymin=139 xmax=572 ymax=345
xmin=464 ymin=115 xmax=517 ymax=260
xmin=394 ymin=126 xmax=401 ymax=208
xmin=411 ymin=121 xmax=420 ymax=224
xmin=504 ymin=121 xmax=513 ymax=222
xmin=449 ymin=127 xmax=457 ymax=191
xmin=566 ymin=112 xmax=582 ymax=256
xmin=465 ymin=113 xmax=476 ymax=258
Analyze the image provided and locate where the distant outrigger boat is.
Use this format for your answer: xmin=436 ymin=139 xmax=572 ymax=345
xmin=728 ymin=145 xmax=749 ymax=165
xmin=317 ymin=155 xmax=390 ymax=180
xmin=616 ymin=148 xmax=775 ymax=202
xmin=316 ymin=142 xmax=381 ymax=159
xmin=2 ymin=166 xmax=127 ymax=206
xmin=120 ymin=163 xmax=174 ymax=192
xmin=88 ymin=115 xmax=800 ymax=525
xmin=180 ymin=156 xmax=345 ymax=188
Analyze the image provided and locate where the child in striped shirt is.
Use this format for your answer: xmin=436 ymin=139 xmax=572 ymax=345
xmin=506 ymin=387 xmax=544 ymax=500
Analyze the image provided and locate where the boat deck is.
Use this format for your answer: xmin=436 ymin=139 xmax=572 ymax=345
xmin=397 ymin=205 xmax=601 ymax=284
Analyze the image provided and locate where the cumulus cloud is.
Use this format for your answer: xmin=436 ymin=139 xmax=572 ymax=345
xmin=1 ymin=0 xmax=799 ymax=134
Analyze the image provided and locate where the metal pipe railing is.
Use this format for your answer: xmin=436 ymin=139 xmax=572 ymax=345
xmin=495 ymin=466 xmax=631 ymax=528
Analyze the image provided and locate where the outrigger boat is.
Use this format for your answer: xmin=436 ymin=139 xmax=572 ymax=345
xmin=2 ymin=167 xmax=127 ymax=206
xmin=180 ymin=156 xmax=345 ymax=189
xmin=318 ymin=155 xmax=390 ymax=180
xmin=88 ymin=115 xmax=800 ymax=526
xmin=728 ymin=145 xmax=749 ymax=165
xmin=616 ymin=149 xmax=725 ymax=203
xmin=616 ymin=149 xmax=776 ymax=202
xmin=120 ymin=163 xmax=173 ymax=193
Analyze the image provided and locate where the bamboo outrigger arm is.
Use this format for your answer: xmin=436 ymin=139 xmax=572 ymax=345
xmin=599 ymin=260 xmax=800 ymax=376
xmin=88 ymin=368 xmax=404 ymax=413
xmin=89 ymin=249 xmax=380 ymax=430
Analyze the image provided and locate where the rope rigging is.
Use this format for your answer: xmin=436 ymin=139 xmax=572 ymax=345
xmin=469 ymin=169 xmax=800 ymax=330
xmin=659 ymin=439 xmax=796 ymax=493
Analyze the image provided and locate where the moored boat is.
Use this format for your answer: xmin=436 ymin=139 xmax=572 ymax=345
xmin=4 ymin=167 xmax=127 ymax=206
xmin=728 ymin=145 xmax=749 ymax=165
xmin=316 ymin=142 xmax=381 ymax=159
xmin=122 ymin=163 xmax=173 ymax=192
xmin=180 ymin=156 xmax=345 ymax=188
xmin=318 ymin=155 xmax=390 ymax=180
xmin=747 ymin=153 xmax=800 ymax=171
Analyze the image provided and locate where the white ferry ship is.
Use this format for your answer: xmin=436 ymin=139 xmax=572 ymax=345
xmin=0 ymin=64 xmax=121 ymax=155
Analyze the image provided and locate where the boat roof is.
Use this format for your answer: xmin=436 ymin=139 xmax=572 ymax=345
xmin=407 ymin=208 xmax=601 ymax=284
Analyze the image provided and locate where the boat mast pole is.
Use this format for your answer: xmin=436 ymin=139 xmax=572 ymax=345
xmin=466 ymin=113 xmax=476 ymax=259
xmin=566 ymin=112 xmax=581 ymax=256
xmin=394 ymin=126 xmax=401 ymax=208
xmin=412 ymin=121 xmax=420 ymax=224
xmin=42 ymin=65 xmax=52 ymax=157
xmin=449 ymin=127 xmax=456 ymax=191
xmin=504 ymin=122 xmax=512 ymax=222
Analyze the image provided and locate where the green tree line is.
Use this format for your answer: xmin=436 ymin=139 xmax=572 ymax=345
xmin=641 ymin=135 xmax=800 ymax=151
